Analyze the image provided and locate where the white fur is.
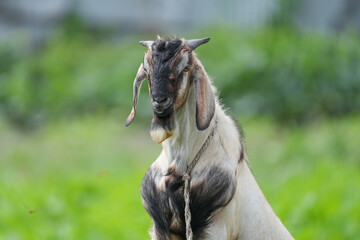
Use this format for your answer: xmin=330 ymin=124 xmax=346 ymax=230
xmin=148 ymin=62 xmax=293 ymax=240
xmin=177 ymin=54 xmax=189 ymax=73
xmin=143 ymin=57 xmax=150 ymax=72
xmin=176 ymin=72 xmax=189 ymax=102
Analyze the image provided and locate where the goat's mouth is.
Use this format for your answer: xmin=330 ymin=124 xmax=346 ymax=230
xmin=152 ymin=97 xmax=174 ymax=118
xmin=153 ymin=106 xmax=173 ymax=118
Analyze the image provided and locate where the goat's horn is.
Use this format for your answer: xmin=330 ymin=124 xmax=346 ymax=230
xmin=139 ymin=41 xmax=154 ymax=48
xmin=185 ymin=38 xmax=210 ymax=50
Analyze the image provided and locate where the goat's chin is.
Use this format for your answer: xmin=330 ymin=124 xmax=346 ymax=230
xmin=150 ymin=128 xmax=173 ymax=143
xmin=150 ymin=115 xmax=175 ymax=143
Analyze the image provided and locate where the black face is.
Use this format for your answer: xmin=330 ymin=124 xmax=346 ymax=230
xmin=147 ymin=39 xmax=183 ymax=118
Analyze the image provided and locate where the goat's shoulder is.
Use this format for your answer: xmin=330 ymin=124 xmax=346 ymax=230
xmin=141 ymin=161 xmax=236 ymax=239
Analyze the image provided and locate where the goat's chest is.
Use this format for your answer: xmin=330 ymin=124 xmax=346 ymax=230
xmin=140 ymin=166 xmax=235 ymax=239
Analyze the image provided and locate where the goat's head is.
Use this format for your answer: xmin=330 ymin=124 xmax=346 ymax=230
xmin=126 ymin=37 xmax=215 ymax=143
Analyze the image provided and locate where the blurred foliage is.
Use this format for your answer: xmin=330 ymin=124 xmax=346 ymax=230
xmin=270 ymin=0 xmax=299 ymax=27
xmin=0 ymin=29 xmax=146 ymax=129
xmin=0 ymin=115 xmax=359 ymax=239
xmin=197 ymin=28 xmax=360 ymax=123
xmin=0 ymin=26 xmax=360 ymax=129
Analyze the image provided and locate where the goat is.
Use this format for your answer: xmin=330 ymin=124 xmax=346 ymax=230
xmin=126 ymin=37 xmax=294 ymax=240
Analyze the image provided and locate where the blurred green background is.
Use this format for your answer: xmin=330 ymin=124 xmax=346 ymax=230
xmin=0 ymin=0 xmax=360 ymax=239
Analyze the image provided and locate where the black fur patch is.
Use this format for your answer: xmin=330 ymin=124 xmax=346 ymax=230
xmin=151 ymin=38 xmax=182 ymax=64
xmin=150 ymin=39 xmax=182 ymax=98
xmin=141 ymin=166 xmax=236 ymax=239
xmin=149 ymin=38 xmax=185 ymax=130
xmin=141 ymin=170 xmax=173 ymax=239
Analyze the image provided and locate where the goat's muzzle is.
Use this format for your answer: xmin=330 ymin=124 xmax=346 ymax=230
xmin=151 ymin=95 xmax=173 ymax=117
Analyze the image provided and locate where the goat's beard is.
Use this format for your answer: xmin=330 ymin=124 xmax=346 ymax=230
xmin=150 ymin=113 xmax=176 ymax=143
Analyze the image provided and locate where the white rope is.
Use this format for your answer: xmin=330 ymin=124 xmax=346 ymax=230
xmin=182 ymin=119 xmax=217 ymax=240
xmin=183 ymin=173 xmax=192 ymax=240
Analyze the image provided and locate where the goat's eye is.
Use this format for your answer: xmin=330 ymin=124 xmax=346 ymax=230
xmin=183 ymin=66 xmax=190 ymax=72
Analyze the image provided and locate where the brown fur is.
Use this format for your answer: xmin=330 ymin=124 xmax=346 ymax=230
xmin=125 ymin=65 xmax=147 ymax=126
xmin=193 ymin=63 xmax=215 ymax=130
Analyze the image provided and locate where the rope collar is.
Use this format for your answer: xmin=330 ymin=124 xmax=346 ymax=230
xmin=183 ymin=117 xmax=217 ymax=240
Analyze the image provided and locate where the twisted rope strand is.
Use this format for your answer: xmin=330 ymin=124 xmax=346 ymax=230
xmin=183 ymin=119 xmax=217 ymax=240
xmin=183 ymin=174 xmax=192 ymax=240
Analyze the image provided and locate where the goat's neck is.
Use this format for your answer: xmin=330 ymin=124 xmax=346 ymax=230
xmin=162 ymin=86 xmax=214 ymax=172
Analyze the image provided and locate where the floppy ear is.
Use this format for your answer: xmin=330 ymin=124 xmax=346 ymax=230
xmin=125 ymin=63 xmax=147 ymax=126
xmin=192 ymin=63 xmax=215 ymax=130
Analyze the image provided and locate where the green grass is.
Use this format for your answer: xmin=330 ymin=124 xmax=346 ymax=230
xmin=0 ymin=116 xmax=158 ymax=239
xmin=0 ymin=115 xmax=359 ymax=239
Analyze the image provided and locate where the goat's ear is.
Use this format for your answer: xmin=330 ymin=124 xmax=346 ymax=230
xmin=125 ymin=63 xmax=147 ymax=126
xmin=193 ymin=64 xmax=215 ymax=130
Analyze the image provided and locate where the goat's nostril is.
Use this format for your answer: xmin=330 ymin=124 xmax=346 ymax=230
xmin=153 ymin=96 xmax=168 ymax=104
